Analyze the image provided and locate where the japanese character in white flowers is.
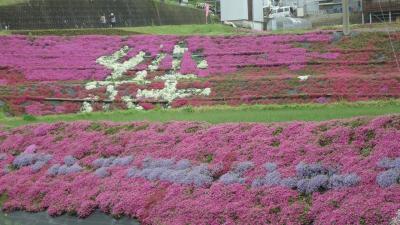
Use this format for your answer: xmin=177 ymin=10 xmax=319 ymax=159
xmin=97 ymin=47 xmax=145 ymax=80
xmin=83 ymin=43 xmax=211 ymax=112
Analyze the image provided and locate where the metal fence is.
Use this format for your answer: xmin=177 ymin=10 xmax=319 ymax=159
xmin=0 ymin=0 xmax=206 ymax=30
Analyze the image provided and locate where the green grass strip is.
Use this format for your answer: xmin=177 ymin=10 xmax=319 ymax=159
xmin=1 ymin=100 xmax=400 ymax=128
xmin=9 ymin=24 xmax=241 ymax=36
xmin=0 ymin=0 xmax=26 ymax=6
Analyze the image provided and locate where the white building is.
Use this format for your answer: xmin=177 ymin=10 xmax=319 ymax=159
xmin=220 ymin=0 xmax=267 ymax=31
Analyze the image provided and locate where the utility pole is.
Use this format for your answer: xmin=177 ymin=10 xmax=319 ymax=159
xmin=342 ymin=0 xmax=350 ymax=35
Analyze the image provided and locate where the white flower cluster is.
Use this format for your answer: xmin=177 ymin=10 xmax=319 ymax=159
xmin=81 ymin=101 xmax=93 ymax=113
xmin=137 ymin=73 xmax=211 ymax=103
xmin=197 ymin=60 xmax=208 ymax=69
xmin=298 ymin=75 xmax=310 ymax=81
xmin=391 ymin=210 xmax=400 ymax=225
xmin=148 ymin=53 xmax=166 ymax=72
xmin=121 ymin=96 xmax=143 ymax=110
xmin=97 ymin=46 xmax=146 ymax=80
xmin=173 ymin=44 xmax=188 ymax=56
xmin=81 ymin=43 xmax=211 ymax=112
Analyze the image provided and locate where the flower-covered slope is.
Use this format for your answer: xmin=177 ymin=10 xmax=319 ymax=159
xmin=0 ymin=115 xmax=400 ymax=224
xmin=1 ymin=33 xmax=400 ymax=115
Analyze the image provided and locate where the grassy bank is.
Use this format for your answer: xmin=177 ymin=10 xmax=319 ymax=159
xmin=0 ymin=0 xmax=26 ymax=6
xmin=0 ymin=30 xmax=10 ymax=35
xmin=1 ymin=100 xmax=399 ymax=128
xmin=122 ymin=24 xmax=241 ymax=35
xmin=9 ymin=24 xmax=241 ymax=36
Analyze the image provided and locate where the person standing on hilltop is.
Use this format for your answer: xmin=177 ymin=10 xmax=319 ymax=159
xmin=100 ymin=14 xmax=107 ymax=28
xmin=109 ymin=13 xmax=116 ymax=27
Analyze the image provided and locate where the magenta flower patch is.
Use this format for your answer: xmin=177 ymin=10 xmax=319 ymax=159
xmin=0 ymin=116 xmax=399 ymax=224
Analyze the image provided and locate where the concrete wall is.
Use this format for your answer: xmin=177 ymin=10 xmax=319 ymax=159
xmin=253 ymin=0 xmax=265 ymax=23
xmin=221 ymin=0 xmax=248 ymax=21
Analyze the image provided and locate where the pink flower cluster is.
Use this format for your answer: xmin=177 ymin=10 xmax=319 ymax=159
xmin=0 ymin=115 xmax=399 ymax=224
xmin=185 ymin=33 xmax=336 ymax=76
xmin=0 ymin=33 xmax=335 ymax=82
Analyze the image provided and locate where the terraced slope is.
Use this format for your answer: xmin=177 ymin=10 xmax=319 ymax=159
xmin=0 ymin=32 xmax=399 ymax=116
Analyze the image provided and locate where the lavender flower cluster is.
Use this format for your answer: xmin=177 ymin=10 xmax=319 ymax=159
xmin=127 ymin=158 xmax=213 ymax=187
xmin=47 ymin=155 xmax=82 ymax=176
xmin=377 ymin=157 xmax=400 ymax=188
xmin=218 ymin=161 xmax=254 ymax=185
xmin=252 ymin=162 xmax=360 ymax=194
xmin=0 ymin=153 xmax=6 ymax=161
xmin=12 ymin=152 xmax=52 ymax=173
xmin=92 ymin=155 xmax=133 ymax=178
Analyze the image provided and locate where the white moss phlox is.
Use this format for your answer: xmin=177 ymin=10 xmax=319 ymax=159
xmin=137 ymin=72 xmax=211 ymax=103
xmin=391 ymin=210 xmax=400 ymax=225
xmin=148 ymin=53 xmax=166 ymax=72
xmin=106 ymin=85 xmax=118 ymax=101
xmin=173 ymin=45 xmax=188 ymax=56
xmin=298 ymin=75 xmax=310 ymax=81
xmin=121 ymin=96 xmax=143 ymax=110
xmin=84 ymin=44 xmax=211 ymax=111
xmin=97 ymin=46 xmax=145 ymax=80
xmin=197 ymin=60 xmax=208 ymax=69
xmin=81 ymin=102 xmax=93 ymax=113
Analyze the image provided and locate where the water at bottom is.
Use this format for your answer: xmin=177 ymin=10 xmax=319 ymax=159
xmin=0 ymin=210 xmax=140 ymax=225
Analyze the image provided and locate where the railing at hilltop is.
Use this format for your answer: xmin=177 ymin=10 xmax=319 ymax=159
xmin=363 ymin=0 xmax=400 ymax=13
